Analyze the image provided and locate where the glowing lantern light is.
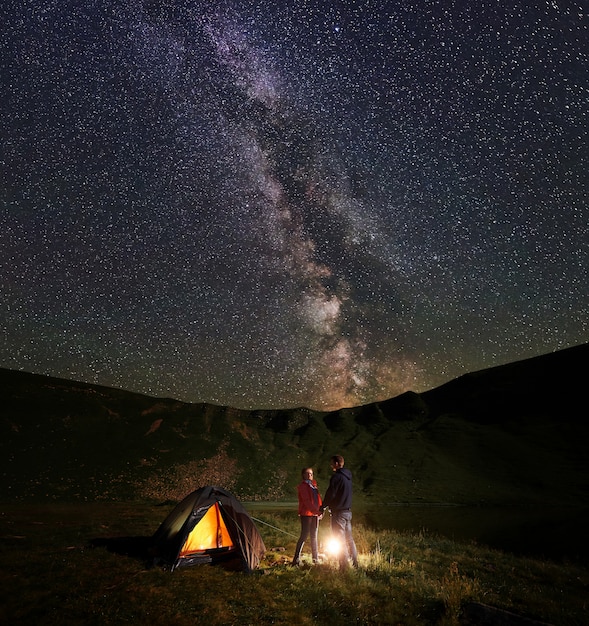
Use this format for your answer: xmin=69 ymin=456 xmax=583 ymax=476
xmin=325 ymin=536 xmax=342 ymax=556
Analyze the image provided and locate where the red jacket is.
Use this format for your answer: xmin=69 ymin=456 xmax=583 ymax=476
xmin=297 ymin=480 xmax=323 ymax=516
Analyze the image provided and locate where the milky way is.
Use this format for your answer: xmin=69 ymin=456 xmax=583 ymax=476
xmin=1 ymin=0 xmax=587 ymax=409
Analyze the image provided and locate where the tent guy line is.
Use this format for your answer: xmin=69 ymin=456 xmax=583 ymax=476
xmin=250 ymin=516 xmax=299 ymax=539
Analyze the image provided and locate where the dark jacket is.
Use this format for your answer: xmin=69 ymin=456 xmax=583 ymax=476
xmin=322 ymin=468 xmax=353 ymax=511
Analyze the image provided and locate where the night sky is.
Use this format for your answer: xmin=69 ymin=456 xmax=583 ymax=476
xmin=2 ymin=0 xmax=587 ymax=410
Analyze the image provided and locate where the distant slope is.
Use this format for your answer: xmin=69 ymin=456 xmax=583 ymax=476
xmin=421 ymin=342 xmax=588 ymax=424
xmin=1 ymin=343 xmax=588 ymax=505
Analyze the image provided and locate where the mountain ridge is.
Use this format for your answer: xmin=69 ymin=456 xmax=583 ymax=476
xmin=2 ymin=343 xmax=588 ymax=505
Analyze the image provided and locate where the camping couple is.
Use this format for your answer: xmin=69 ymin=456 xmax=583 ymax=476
xmin=292 ymin=454 xmax=359 ymax=569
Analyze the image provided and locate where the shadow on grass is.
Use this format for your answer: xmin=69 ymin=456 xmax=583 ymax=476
xmin=89 ymin=536 xmax=249 ymax=572
xmin=89 ymin=535 xmax=154 ymax=565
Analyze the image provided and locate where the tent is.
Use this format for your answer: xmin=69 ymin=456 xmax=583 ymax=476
xmin=151 ymin=485 xmax=266 ymax=572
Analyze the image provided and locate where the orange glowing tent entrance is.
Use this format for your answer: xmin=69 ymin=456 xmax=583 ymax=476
xmin=178 ymin=501 xmax=233 ymax=556
xmin=151 ymin=486 xmax=265 ymax=571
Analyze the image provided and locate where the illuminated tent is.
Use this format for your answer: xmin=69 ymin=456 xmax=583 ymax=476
xmin=151 ymin=486 xmax=265 ymax=572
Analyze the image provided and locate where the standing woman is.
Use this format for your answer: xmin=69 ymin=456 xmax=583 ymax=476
xmin=292 ymin=467 xmax=323 ymax=565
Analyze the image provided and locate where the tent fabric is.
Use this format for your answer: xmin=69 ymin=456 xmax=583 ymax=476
xmin=151 ymin=485 xmax=266 ymax=572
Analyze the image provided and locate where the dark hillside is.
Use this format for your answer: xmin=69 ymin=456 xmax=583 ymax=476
xmin=1 ymin=343 xmax=588 ymax=505
xmin=420 ymin=342 xmax=587 ymax=424
xmin=0 ymin=369 xmax=326 ymax=501
xmin=343 ymin=344 xmax=589 ymax=504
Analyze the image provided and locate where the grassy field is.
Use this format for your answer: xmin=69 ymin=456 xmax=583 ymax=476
xmin=1 ymin=502 xmax=587 ymax=625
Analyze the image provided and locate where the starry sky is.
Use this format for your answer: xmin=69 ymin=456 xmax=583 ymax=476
xmin=1 ymin=0 xmax=587 ymax=410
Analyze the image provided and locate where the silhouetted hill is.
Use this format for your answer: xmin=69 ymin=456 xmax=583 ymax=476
xmin=1 ymin=343 xmax=588 ymax=505
xmin=421 ymin=342 xmax=587 ymax=424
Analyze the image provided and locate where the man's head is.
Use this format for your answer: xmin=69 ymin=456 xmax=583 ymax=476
xmin=330 ymin=455 xmax=344 ymax=471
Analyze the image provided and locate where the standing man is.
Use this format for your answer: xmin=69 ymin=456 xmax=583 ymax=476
xmin=320 ymin=454 xmax=358 ymax=569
